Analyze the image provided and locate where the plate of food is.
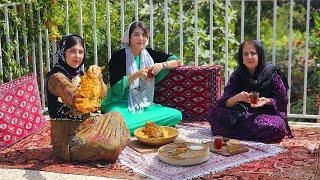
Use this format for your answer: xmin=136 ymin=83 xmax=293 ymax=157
xmin=134 ymin=122 xmax=178 ymax=146
xmin=206 ymin=138 xmax=249 ymax=156
xmin=158 ymin=142 xmax=210 ymax=166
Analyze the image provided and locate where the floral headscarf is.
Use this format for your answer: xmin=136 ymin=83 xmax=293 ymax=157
xmin=49 ymin=35 xmax=85 ymax=80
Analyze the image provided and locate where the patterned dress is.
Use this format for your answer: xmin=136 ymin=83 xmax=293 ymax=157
xmin=47 ymin=72 xmax=130 ymax=162
xmin=209 ymin=70 xmax=291 ymax=143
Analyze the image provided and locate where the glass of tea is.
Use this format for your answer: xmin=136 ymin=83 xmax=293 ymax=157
xmin=250 ymin=91 xmax=259 ymax=104
xmin=147 ymin=68 xmax=155 ymax=79
xmin=213 ymin=136 xmax=223 ymax=151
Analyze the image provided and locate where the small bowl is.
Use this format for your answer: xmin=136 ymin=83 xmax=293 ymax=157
xmin=134 ymin=126 xmax=179 ymax=146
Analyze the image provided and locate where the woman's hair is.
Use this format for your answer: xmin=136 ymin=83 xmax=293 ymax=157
xmin=57 ymin=35 xmax=86 ymax=63
xmin=62 ymin=35 xmax=85 ymax=51
xmin=128 ymin=21 xmax=148 ymax=42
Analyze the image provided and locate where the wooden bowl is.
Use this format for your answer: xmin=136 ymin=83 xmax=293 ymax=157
xmin=134 ymin=126 xmax=179 ymax=146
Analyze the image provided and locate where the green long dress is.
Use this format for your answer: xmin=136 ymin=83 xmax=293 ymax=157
xmin=101 ymin=55 xmax=182 ymax=135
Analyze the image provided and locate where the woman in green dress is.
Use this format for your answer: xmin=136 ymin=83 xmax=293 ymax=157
xmin=101 ymin=21 xmax=183 ymax=134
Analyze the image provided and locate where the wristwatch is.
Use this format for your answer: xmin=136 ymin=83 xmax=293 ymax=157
xmin=162 ymin=62 xmax=168 ymax=69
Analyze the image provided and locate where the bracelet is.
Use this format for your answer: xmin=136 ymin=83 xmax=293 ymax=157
xmin=162 ymin=62 xmax=169 ymax=69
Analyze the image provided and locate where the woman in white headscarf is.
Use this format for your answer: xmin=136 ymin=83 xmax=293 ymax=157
xmin=101 ymin=21 xmax=183 ymax=135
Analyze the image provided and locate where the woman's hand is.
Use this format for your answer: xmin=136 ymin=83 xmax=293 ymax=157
xmin=226 ymin=91 xmax=251 ymax=107
xmin=251 ymin=97 xmax=271 ymax=108
xmin=138 ymin=68 xmax=149 ymax=78
xmin=128 ymin=68 xmax=149 ymax=85
xmin=88 ymin=65 xmax=104 ymax=79
xmin=235 ymin=91 xmax=251 ymax=103
xmin=151 ymin=63 xmax=164 ymax=75
xmin=177 ymin=60 xmax=184 ymax=67
xmin=88 ymin=65 xmax=107 ymax=97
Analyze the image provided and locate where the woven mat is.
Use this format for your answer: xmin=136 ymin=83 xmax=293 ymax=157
xmin=119 ymin=124 xmax=287 ymax=179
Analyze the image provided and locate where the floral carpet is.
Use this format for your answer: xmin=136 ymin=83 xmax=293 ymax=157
xmin=0 ymin=121 xmax=319 ymax=179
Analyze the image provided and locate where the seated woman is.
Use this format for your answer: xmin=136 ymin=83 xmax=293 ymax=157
xmin=46 ymin=35 xmax=130 ymax=163
xmin=101 ymin=21 xmax=183 ymax=135
xmin=209 ymin=40 xmax=293 ymax=143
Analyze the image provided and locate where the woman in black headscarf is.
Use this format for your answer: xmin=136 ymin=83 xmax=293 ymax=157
xmin=209 ymin=40 xmax=292 ymax=143
xmin=46 ymin=35 xmax=130 ymax=164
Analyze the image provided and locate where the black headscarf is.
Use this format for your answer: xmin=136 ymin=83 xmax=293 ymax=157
xmin=235 ymin=40 xmax=288 ymax=98
xmin=47 ymin=35 xmax=85 ymax=80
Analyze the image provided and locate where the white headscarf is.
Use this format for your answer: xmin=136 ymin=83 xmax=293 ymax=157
xmin=123 ymin=21 xmax=155 ymax=113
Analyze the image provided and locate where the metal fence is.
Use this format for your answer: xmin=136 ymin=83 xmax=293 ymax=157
xmin=0 ymin=0 xmax=319 ymax=121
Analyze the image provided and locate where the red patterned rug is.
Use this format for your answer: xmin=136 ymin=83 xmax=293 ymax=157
xmin=0 ymin=121 xmax=319 ymax=179
xmin=207 ymin=126 xmax=320 ymax=179
xmin=0 ymin=121 xmax=144 ymax=179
